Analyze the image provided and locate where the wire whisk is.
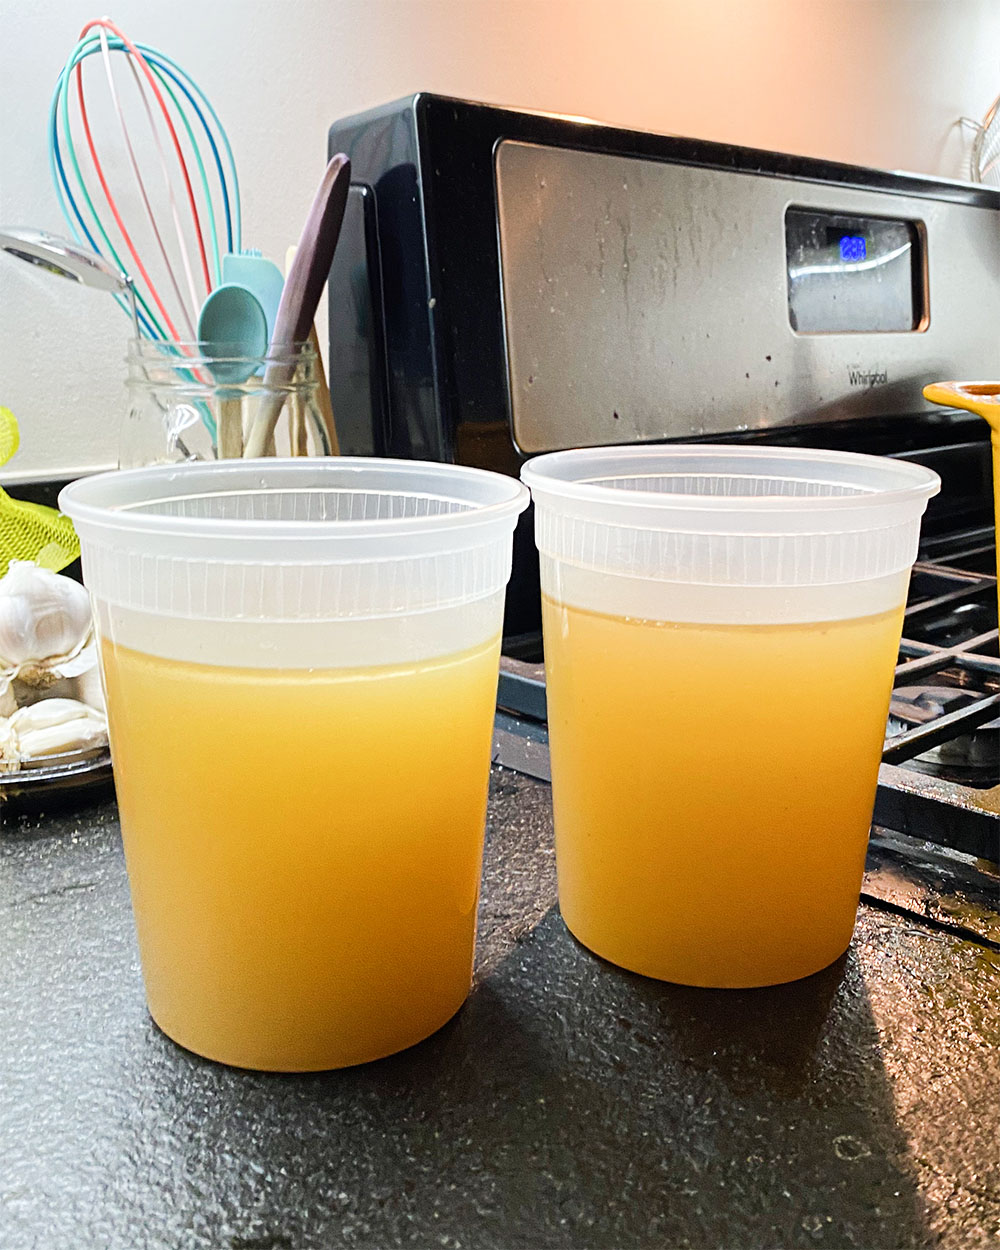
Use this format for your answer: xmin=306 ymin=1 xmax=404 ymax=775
xmin=969 ymin=92 xmax=1000 ymax=186
xmin=49 ymin=16 xmax=241 ymax=343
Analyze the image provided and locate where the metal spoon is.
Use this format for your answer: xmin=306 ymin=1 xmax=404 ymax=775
xmin=0 ymin=227 xmax=140 ymax=340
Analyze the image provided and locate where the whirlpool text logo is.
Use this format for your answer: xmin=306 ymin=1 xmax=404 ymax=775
xmin=847 ymin=367 xmax=888 ymax=388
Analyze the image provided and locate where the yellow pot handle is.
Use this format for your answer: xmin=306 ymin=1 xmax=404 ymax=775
xmin=923 ymin=381 xmax=1000 ymax=431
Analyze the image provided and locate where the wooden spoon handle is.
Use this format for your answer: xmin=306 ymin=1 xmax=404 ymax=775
xmin=217 ymin=395 xmax=243 ymax=459
xmin=245 ymin=155 xmax=350 ymax=458
xmin=308 ymin=323 xmax=338 ymax=455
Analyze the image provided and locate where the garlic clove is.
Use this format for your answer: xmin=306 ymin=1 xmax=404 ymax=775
xmin=9 ymin=697 xmax=105 ymax=734
xmin=71 ymin=659 xmax=106 ymax=714
xmin=3 ymin=696 xmax=108 ymax=766
xmin=15 ymin=718 xmax=108 ymax=760
xmin=0 ymin=561 xmax=92 ymax=667
xmin=0 ymin=717 xmax=18 ymax=773
xmin=0 ymin=673 xmax=14 ymax=718
xmin=53 ymin=637 xmax=99 ymax=680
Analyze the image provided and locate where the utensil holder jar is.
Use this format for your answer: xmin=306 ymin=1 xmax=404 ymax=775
xmin=122 ymin=339 xmax=328 ymax=467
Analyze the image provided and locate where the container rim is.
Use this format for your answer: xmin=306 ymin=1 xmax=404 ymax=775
xmin=125 ymin=338 xmax=317 ymax=372
xmin=59 ymin=458 xmax=530 ymax=539
xmin=520 ymin=444 xmax=941 ymax=512
xmin=126 ymin=337 xmax=315 ymax=354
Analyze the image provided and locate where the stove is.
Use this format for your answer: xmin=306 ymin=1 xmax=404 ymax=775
xmin=881 ymin=525 xmax=998 ymax=850
xmin=326 ymin=97 xmax=1000 ymax=859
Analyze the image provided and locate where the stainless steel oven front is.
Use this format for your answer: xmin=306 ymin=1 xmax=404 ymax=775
xmin=494 ymin=139 xmax=1000 ymax=454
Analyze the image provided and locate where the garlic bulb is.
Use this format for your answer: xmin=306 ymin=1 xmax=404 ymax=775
xmin=0 ymin=561 xmax=92 ymax=666
xmin=1 ymin=697 xmax=108 ymax=770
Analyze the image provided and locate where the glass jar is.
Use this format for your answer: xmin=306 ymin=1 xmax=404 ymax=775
xmin=121 ymin=339 xmax=334 ymax=468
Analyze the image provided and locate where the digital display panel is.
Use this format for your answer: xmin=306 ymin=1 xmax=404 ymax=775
xmin=838 ymin=234 xmax=866 ymax=262
xmin=824 ymin=227 xmax=869 ymax=262
xmin=786 ymin=209 xmax=924 ymax=333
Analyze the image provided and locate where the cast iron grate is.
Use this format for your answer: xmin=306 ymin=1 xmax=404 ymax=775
xmin=877 ymin=524 xmax=998 ymax=857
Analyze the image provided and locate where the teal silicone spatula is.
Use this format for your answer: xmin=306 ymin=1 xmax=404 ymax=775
xmin=222 ymin=250 xmax=285 ymax=343
xmin=197 ymin=283 xmax=268 ymax=384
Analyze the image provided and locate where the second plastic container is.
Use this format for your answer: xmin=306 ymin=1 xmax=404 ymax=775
xmin=522 ymin=445 xmax=940 ymax=988
xmin=60 ymin=458 xmax=528 ymax=1069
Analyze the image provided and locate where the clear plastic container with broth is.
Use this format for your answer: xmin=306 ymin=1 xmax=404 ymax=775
xmin=522 ymin=446 xmax=940 ymax=988
xmin=61 ymin=459 xmax=528 ymax=1070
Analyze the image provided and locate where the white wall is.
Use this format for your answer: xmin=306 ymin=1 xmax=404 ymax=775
xmin=2 ymin=0 xmax=999 ymax=480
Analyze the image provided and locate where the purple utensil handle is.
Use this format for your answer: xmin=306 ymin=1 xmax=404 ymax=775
xmin=245 ymin=154 xmax=350 ymax=456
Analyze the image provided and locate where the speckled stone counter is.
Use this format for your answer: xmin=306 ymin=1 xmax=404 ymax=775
xmin=2 ymin=767 xmax=998 ymax=1250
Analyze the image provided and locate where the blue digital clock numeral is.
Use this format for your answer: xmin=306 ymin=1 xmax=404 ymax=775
xmin=839 ymin=234 xmax=867 ymax=262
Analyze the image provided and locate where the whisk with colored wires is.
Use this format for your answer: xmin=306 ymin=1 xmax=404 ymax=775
xmin=48 ymin=15 xmax=241 ymax=344
xmin=970 ymin=92 xmax=1000 ymax=187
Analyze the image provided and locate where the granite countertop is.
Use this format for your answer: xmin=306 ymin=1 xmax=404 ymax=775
xmin=2 ymin=765 xmax=999 ymax=1250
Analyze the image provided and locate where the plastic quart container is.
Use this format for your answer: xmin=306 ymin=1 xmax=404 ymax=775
xmin=521 ymin=445 xmax=940 ymax=989
xmin=60 ymin=458 xmax=528 ymax=1070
